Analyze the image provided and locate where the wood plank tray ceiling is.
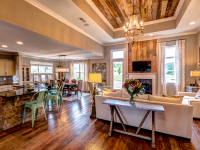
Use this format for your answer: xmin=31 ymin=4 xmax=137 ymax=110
xmin=92 ymin=0 xmax=180 ymax=28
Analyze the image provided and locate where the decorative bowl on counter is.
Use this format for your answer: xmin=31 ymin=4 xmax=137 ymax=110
xmin=27 ymin=89 xmax=34 ymax=92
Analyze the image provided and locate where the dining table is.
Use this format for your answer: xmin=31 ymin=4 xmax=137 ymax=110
xmin=64 ymin=83 xmax=78 ymax=97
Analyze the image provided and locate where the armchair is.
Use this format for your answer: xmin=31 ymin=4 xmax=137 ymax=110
xmin=178 ymin=92 xmax=200 ymax=119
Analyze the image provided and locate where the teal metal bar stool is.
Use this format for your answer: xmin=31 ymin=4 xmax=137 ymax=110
xmin=51 ymin=83 xmax=65 ymax=104
xmin=45 ymin=86 xmax=62 ymax=111
xmin=22 ymin=90 xmax=47 ymax=127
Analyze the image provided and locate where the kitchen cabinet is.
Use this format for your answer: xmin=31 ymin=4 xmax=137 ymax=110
xmin=0 ymin=59 xmax=5 ymax=76
xmin=23 ymin=66 xmax=30 ymax=81
xmin=0 ymin=59 xmax=15 ymax=76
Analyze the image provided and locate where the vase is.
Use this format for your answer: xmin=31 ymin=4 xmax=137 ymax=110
xmin=130 ymin=94 xmax=135 ymax=104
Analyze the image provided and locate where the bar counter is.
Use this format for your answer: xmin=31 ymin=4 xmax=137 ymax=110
xmin=0 ymin=86 xmax=47 ymax=130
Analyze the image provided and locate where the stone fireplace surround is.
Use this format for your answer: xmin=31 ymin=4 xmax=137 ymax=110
xmin=128 ymin=73 xmax=157 ymax=95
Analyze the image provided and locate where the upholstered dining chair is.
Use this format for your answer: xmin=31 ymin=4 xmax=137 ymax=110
xmin=71 ymin=79 xmax=77 ymax=83
xmin=65 ymin=79 xmax=69 ymax=83
xmin=50 ymin=80 xmax=55 ymax=83
xmin=71 ymin=80 xmax=83 ymax=97
xmin=57 ymin=80 xmax=63 ymax=87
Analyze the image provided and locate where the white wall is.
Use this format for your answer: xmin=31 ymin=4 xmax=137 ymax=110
xmin=89 ymin=43 xmax=128 ymax=86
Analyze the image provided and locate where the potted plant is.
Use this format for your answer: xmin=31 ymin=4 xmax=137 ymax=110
xmin=45 ymin=81 xmax=49 ymax=86
xmin=34 ymin=81 xmax=38 ymax=85
xmin=122 ymin=79 xmax=144 ymax=104
xmin=27 ymin=85 xmax=34 ymax=92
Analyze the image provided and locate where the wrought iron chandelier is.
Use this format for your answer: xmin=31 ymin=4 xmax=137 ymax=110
xmin=123 ymin=1 xmax=144 ymax=44
xmin=56 ymin=55 xmax=69 ymax=73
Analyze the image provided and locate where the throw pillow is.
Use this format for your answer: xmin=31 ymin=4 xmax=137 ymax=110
xmin=149 ymin=95 xmax=183 ymax=104
xmin=104 ymin=88 xmax=111 ymax=92
xmin=162 ymin=95 xmax=184 ymax=100
xmin=103 ymin=91 xmax=122 ymax=97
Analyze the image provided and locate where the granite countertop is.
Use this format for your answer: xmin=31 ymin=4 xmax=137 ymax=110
xmin=0 ymin=85 xmax=48 ymax=98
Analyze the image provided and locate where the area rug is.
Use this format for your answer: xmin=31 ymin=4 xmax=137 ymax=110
xmin=63 ymin=93 xmax=90 ymax=101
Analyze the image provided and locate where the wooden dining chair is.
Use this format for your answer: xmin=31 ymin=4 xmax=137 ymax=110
xmin=71 ymin=79 xmax=77 ymax=83
xmin=71 ymin=80 xmax=83 ymax=97
xmin=50 ymin=80 xmax=55 ymax=83
xmin=65 ymin=79 xmax=69 ymax=83
xmin=57 ymin=80 xmax=63 ymax=87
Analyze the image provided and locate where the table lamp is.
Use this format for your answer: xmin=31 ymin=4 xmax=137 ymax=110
xmin=190 ymin=70 xmax=200 ymax=86
xmin=88 ymin=73 xmax=102 ymax=118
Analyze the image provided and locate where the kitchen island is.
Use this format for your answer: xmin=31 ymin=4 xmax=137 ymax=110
xmin=0 ymin=87 xmax=47 ymax=130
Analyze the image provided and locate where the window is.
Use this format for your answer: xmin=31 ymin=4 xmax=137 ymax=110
xmin=74 ymin=63 xmax=83 ymax=80
xmin=112 ymin=50 xmax=124 ymax=59
xmin=41 ymin=75 xmax=46 ymax=81
xmin=46 ymin=67 xmax=52 ymax=73
xmin=31 ymin=66 xmax=38 ymax=73
xmin=48 ymin=75 xmax=52 ymax=79
xmin=165 ymin=46 xmax=176 ymax=83
xmin=34 ymin=75 xmax=39 ymax=82
xmin=39 ymin=67 xmax=45 ymax=73
xmin=31 ymin=66 xmax=53 ymax=74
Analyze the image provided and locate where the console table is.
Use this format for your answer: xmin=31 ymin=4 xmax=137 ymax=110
xmin=103 ymin=99 xmax=165 ymax=148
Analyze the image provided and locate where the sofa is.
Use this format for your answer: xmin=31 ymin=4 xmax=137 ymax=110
xmin=95 ymin=93 xmax=193 ymax=139
xmin=178 ymin=92 xmax=200 ymax=119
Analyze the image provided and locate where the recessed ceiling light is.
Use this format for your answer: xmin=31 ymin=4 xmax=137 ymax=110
xmin=2 ymin=45 xmax=8 ymax=48
xmin=190 ymin=22 xmax=195 ymax=25
xmin=84 ymin=24 xmax=89 ymax=26
xmin=150 ymin=34 xmax=153 ymax=36
xmin=17 ymin=41 xmax=23 ymax=45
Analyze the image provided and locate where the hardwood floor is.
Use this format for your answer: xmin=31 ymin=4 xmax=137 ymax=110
xmin=0 ymin=95 xmax=200 ymax=150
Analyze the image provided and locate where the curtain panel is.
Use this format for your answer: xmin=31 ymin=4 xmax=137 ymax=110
xmin=69 ymin=61 xmax=74 ymax=81
xmin=157 ymin=42 xmax=167 ymax=96
xmin=175 ymin=40 xmax=185 ymax=95
xmin=82 ymin=60 xmax=89 ymax=91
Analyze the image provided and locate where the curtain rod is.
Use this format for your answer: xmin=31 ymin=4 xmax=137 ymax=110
xmin=157 ymin=39 xmax=186 ymax=43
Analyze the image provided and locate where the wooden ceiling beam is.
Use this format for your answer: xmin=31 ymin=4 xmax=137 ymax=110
xmin=160 ymin=0 xmax=168 ymax=18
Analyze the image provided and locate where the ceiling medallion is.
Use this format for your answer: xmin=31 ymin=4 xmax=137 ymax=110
xmin=123 ymin=3 xmax=144 ymax=44
xmin=56 ymin=55 xmax=69 ymax=73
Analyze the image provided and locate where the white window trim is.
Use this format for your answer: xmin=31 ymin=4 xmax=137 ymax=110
xmin=110 ymin=49 xmax=125 ymax=90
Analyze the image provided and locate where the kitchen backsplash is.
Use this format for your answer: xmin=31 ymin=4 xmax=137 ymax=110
xmin=0 ymin=76 xmax=13 ymax=85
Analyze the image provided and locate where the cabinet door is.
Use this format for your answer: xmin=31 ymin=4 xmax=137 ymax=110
xmin=5 ymin=59 xmax=15 ymax=76
xmin=0 ymin=59 xmax=5 ymax=75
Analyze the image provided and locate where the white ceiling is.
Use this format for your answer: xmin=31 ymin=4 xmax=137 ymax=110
xmin=33 ymin=0 xmax=200 ymax=45
xmin=0 ymin=20 xmax=100 ymax=60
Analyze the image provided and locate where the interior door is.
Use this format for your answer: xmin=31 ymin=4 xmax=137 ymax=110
xmin=111 ymin=60 xmax=124 ymax=90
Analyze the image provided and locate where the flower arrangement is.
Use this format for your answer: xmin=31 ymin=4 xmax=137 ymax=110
xmin=122 ymin=79 xmax=144 ymax=104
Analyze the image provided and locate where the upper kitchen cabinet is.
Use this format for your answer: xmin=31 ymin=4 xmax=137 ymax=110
xmin=0 ymin=59 xmax=16 ymax=76
xmin=0 ymin=59 xmax=6 ymax=76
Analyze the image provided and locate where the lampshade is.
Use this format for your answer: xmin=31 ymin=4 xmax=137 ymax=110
xmin=88 ymin=73 xmax=102 ymax=83
xmin=56 ymin=67 xmax=69 ymax=73
xmin=190 ymin=70 xmax=200 ymax=77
